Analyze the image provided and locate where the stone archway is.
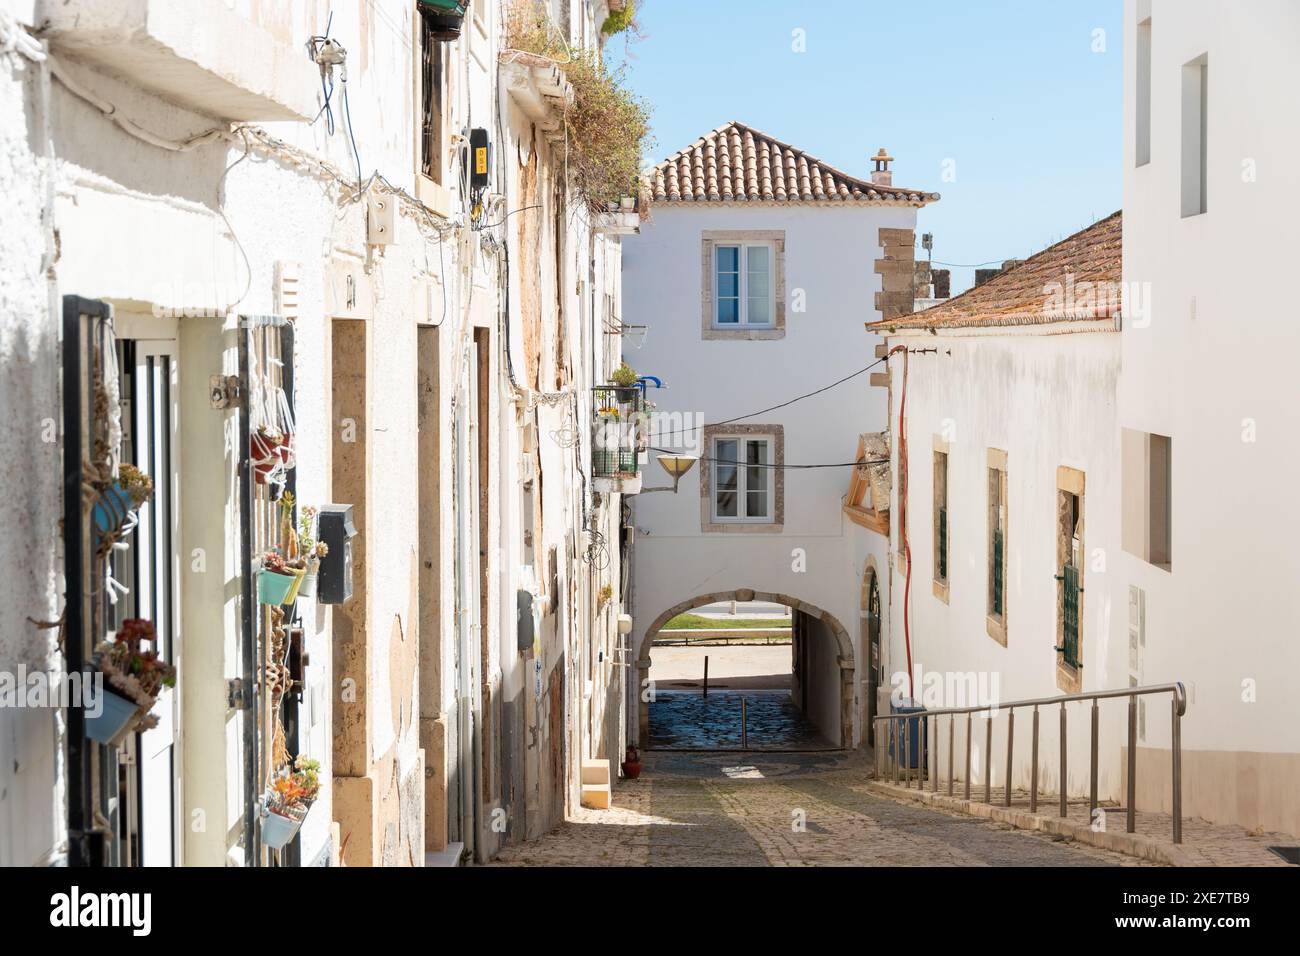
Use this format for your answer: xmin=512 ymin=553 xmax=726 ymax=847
xmin=635 ymin=588 xmax=855 ymax=750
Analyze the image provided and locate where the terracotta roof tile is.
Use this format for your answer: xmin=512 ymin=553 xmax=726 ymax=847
xmin=648 ymin=121 xmax=939 ymax=206
xmin=869 ymin=211 xmax=1123 ymax=331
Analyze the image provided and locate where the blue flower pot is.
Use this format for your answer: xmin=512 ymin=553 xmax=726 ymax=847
xmin=85 ymin=688 xmax=141 ymax=745
xmin=92 ymin=483 xmax=135 ymax=545
xmin=257 ymin=569 xmax=297 ymax=605
xmin=261 ymin=809 xmax=305 ymax=850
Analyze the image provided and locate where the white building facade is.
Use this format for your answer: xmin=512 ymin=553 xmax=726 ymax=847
xmin=0 ymin=0 xmax=635 ymax=867
xmin=1119 ymin=0 xmax=1300 ymax=836
xmin=872 ymin=214 xmax=1129 ymax=807
xmin=622 ymin=123 xmax=936 ymax=750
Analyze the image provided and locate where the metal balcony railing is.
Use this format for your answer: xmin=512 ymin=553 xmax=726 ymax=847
xmin=873 ymin=682 xmax=1187 ymax=843
xmin=592 ymin=383 xmax=645 ymax=480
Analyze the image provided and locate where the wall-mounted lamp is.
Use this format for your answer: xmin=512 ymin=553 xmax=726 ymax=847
xmin=638 ymin=454 xmax=698 ymax=494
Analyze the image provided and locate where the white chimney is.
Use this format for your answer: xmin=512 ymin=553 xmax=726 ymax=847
xmin=871 ymin=148 xmax=894 ymax=186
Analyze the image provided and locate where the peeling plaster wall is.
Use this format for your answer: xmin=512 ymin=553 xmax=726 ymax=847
xmin=1 ymin=0 xmax=627 ymax=867
xmin=0 ymin=40 xmax=65 ymax=868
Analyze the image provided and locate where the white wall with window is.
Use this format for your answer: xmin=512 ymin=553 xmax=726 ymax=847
xmin=623 ymin=196 xmax=922 ymax=750
xmin=1120 ymin=0 xmax=1300 ymax=836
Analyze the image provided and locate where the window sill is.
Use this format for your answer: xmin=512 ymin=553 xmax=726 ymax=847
xmin=1055 ymin=659 xmax=1082 ymax=695
xmin=986 ymin=614 xmax=1007 ymax=647
xmin=416 ymin=174 xmax=453 ymax=219
xmin=932 ymin=580 xmax=949 ymax=604
xmin=701 ymin=521 xmax=784 ymax=534
xmin=703 ymin=327 xmax=785 ymax=341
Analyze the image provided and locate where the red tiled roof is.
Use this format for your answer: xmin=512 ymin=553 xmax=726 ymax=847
xmin=648 ymin=121 xmax=938 ymax=206
xmin=869 ymin=211 xmax=1123 ymax=331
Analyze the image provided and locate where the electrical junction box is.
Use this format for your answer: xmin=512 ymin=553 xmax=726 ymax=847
xmin=317 ymin=504 xmax=357 ymax=605
xmin=468 ymin=127 xmax=490 ymax=190
xmin=367 ymin=194 xmax=397 ymax=245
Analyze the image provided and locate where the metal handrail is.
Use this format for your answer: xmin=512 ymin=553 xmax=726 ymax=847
xmin=873 ymin=681 xmax=1186 ymax=843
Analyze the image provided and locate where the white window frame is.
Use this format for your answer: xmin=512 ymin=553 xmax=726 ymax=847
xmin=713 ymin=242 xmax=775 ymax=328
xmin=710 ymin=434 xmax=775 ymax=523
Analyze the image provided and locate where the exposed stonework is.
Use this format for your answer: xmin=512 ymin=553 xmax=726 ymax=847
xmin=875 ymin=227 xmax=916 ymax=321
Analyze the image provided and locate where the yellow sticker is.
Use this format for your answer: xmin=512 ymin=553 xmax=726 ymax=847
xmin=475 ymin=147 xmax=487 ymax=175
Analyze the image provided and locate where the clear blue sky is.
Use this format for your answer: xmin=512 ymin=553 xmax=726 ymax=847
xmin=608 ymin=0 xmax=1123 ymax=294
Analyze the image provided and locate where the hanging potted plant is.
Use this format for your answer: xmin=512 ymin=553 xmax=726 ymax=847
xmin=250 ymin=387 xmax=296 ymax=486
xmin=261 ymin=755 xmax=321 ymax=850
xmin=418 ymin=0 xmax=469 ymax=41
xmin=92 ymin=462 xmax=153 ymax=545
xmin=258 ymin=549 xmax=303 ymax=605
xmin=86 ymin=618 xmax=176 ymax=746
xmin=250 ymin=425 xmax=285 ymax=485
xmin=294 ymin=506 xmax=329 ymax=599
xmin=610 ymin=361 xmax=640 ymax=403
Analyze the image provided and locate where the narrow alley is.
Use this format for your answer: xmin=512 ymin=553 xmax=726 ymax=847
xmin=488 ymin=753 xmax=1149 ymax=867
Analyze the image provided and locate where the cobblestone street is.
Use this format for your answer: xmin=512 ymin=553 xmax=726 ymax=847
xmin=488 ymin=751 xmax=1151 ymax=867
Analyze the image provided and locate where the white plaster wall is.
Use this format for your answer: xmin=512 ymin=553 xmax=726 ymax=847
xmin=1 ymin=0 xmax=628 ymax=865
xmin=1118 ymin=0 xmax=1300 ymax=829
xmin=623 ymin=202 xmax=917 ymax=747
xmin=0 ymin=36 xmax=65 ymax=866
xmin=884 ymin=329 xmax=1125 ymax=800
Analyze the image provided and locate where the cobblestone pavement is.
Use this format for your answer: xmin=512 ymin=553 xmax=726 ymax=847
xmin=649 ymin=690 xmax=834 ymax=751
xmin=487 ymin=751 xmax=1152 ymax=867
xmin=877 ymin=780 xmax=1297 ymax=867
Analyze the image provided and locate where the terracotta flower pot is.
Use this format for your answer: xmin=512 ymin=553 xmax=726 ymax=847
xmin=250 ymin=431 xmax=282 ymax=485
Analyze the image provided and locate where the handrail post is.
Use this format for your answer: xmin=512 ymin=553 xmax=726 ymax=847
xmin=932 ymin=715 xmax=939 ymax=792
xmin=984 ymin=715 xmax=993 ymax=804
xmin=1127 ymin=694 xmax=1137 ymax=834
xmin=1059 ymin=703 xmax=1067 ymax=818
xmin=1030 ymin=705 xmax=1039 ymax=813
xmin=1171 ymin=694 xmax=1183 ymax=844
xmin=964 ymin=713 xmax=972 ymax=801
xmin=876 ymin=719 xmax=883 ymax=778
xmin=947 ymin=715 xmax=954 ymax=796
xmin=1089 ymin=698 xmax=1099 ymax=821
xmin=893 ymin=719 xmax=900 ymax=785
xmin=1004 ymin=708 xmax=1014 ymax=807
xmin=903 ymin=718 xmax=911 ymax=788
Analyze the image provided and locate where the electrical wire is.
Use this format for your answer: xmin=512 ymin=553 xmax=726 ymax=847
xmin=341 ymin=78 xmax=364 ymax=192
xmin=649 ymin=448 xmax=889 ymax=470
xmin=930 ymin=258 xmax=1010 ymax=268
xmin=651 ymin=355 xmax=888 ymax=445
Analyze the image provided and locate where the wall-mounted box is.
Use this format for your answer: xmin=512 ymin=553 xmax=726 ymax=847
xmin=317 ymin=504 xmax=357 ymax=605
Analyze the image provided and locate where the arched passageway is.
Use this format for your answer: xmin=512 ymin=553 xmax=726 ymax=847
xmin=635 ymin=589 xmax=855 ymax=751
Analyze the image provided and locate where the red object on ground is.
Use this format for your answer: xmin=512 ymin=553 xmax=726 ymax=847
xmin=621 ymin=745 xmax=642 ymax=780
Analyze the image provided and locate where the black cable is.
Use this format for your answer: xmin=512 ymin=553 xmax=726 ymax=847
xmin=341 ymin=79 xmax=363 ymax=192
xmin=478 ymin=203 xmax=544 ymax=230
xmin=308 ymin=13 xmax=336 ymax=135
xmin=931 ymin=258 xmax=1007 ymax=268
xmin=650 ymin=355 xmax=888 ymax=444
xmin=650 ymin=448 xmax=890 ymax=470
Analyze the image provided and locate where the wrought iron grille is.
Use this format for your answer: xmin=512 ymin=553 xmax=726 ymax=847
xmin=992 ymin=527 xmax=1004 ymax=616
xmin=1061 ymin=563 xmax=1081 ymax=668
xmin=938 ymin=506 xmax=948 ymax=580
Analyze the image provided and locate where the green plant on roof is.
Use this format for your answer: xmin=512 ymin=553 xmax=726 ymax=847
xmin=600 ymin=1 xmax=636 ymax=37
xmin=504 ymin=2 xmax=652 ymax=216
